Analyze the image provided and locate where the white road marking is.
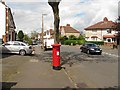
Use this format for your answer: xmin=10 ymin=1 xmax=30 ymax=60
xmin=102 ymin=52 xmax=118 ymax=57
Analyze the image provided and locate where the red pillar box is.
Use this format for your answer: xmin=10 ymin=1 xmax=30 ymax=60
xmin=52 ymin=44 xmax=61 ymax=70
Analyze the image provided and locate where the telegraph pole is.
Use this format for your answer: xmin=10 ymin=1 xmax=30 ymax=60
xmin=41 ymin=14 xmax=47 ymax=50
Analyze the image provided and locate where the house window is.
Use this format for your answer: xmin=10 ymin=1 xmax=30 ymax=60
xmin=103 ymin=38 xmax=106 ymax=41
xmin=92 ymin=30 xmax=97 ymax=32
xmin=108 ymin=39 xmax=111 ymax=42
xmin=85 ymin=37 xmax=89 ymax=40
xmin=47 ymin=31 xmax=49 ymax=35
xmin=107 ymin=29 xmax=111 ymax=33
xmin=112 ymin=38 xmax=116 ymax=42
xmin=92 ymin=30 xmax=97 ymax=35
xmin=92 ymin=38 xmax=97 ymax=41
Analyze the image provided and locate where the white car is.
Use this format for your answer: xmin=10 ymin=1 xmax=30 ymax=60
xmin=1 ymin=41 xmax=33 ymax=55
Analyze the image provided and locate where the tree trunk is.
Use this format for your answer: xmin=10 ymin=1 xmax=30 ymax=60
xmin=48 ymin=1 xmax=60 ymax=44
xmin=52 ymin=5 xmax=60 ymax=44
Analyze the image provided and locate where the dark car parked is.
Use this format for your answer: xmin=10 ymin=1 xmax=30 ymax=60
xmin=80 ymin=43 xmax=102 ymax=55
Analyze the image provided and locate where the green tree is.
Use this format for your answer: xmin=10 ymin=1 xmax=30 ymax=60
xmin=69 ymin=35 xmax=77 ymax=40
xmin=48 ymin=0 xmax=61 ymax=44
xmin=60 ymin=36 xmax=68 ymax=41
xmin=18 ymin=30 xmax=24 ymax=41
xmin=60 ymin=36 xmax=68 ymax=44
xmin=23 ymin=34 xmax=29 ymax=41
xmin=28 ymin=39 xmax=33 ymax=45
xmin=77 ymin=35 xmax=85 ymax=40
xmin=30 ymin=31 xmax=38 ymax=40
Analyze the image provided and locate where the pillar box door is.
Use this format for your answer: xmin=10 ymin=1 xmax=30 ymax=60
xmin=52 ymin=44 xmax=61 ymax=70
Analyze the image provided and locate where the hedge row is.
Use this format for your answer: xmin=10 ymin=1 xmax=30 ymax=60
xmin=62 ymin=40 xmax=104 ymax=45
xmin=86 ymin=41 xmax=104 ymax=45
xmin=64 ymin=40 xmax=86 ymax=45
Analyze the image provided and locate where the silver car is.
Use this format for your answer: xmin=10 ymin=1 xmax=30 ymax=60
xmin=1 ymin=41 xmax=33 ymax=55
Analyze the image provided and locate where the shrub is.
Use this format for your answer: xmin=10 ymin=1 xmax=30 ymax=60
xmin=28 ymin=39 xmax=33 ymax=45
xmin=86 ymin=41 xmax=104 ymax=45
xmin=68 ymin=35 xmax=77 ymax=40
xmin=64 ymin=40 xmax=74 ymax=45
xmin=64 ymin=40 xmax=86 ymax=45
xmin=60 ymin=36 xmax=68 ymax=44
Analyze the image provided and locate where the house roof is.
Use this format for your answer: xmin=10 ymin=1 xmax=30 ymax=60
xmin=60 ymin=24 xmax=80 ymax=33
xmin=8 ymin=8 xmax=16 ymax=29
xmin=39 ymin=29 xmax=54 ymax=36
xmin=49 ymin=29 xmax=54 ymax=35
xmin=85 ymin=17 xmax=116 ymax=30
xmin=45 ymin=29 xmax=54 ymax=35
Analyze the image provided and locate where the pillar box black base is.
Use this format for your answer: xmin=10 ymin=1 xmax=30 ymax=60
xmin=53 ymin=66 xmax=61 ymax=70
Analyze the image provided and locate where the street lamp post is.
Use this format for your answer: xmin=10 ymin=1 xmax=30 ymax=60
xmin=41 ymin=14 xmax=47 ymax=50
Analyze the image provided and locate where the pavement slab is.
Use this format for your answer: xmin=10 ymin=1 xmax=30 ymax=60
xmin=12 ymin=59 xmax=75 ymax=88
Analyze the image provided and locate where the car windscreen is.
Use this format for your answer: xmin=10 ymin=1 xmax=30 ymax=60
xmin=87 ymin=44 xmax=97 ymax=47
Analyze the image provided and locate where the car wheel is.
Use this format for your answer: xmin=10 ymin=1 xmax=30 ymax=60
xmin=99 ymin=52 xmax=102 ymax=55
xmin=81 ymin=49 xmax=83 ymax=52
xmin=19 ymin=50 xmax=26 ymax=56
xmin=87 ymin=50 xmax=90 ymax=54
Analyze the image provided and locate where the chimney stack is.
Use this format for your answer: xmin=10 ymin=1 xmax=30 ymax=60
xmin=66 ymin=24 xmax=70 ymax=27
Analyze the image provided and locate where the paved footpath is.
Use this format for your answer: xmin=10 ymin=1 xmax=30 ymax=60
xmin=12 ymin=59 xmax=75 ymax=88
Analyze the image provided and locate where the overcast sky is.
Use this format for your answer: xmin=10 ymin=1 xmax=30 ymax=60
xmin=5 ymin=0 xmax=119 ymax=34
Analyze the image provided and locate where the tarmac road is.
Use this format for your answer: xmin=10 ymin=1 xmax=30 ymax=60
xmin=1 ymin=45 xmax=119 ymax=88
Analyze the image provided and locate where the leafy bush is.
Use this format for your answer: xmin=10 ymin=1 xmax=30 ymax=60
xmin=68 ymin=35 xmax=77 ymax=40
xmin=28 ymin=39 xmax=33 ymax=45
xmin=77 ymin=40 xmax=86 ymax=45
xmin=60 ymin=36 xmax=68 ymax=44
xmin=86 ymin=41 xmax=104 ymax=45
xmin=64 ymin=40 xmax=86 ymax=45
xmin=77 ymin=35 xmax=85 ymax=40
xmin=64 ymin=40 xmax=76 ymax=45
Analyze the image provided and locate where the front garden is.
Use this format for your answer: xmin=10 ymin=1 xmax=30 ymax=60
xmin=60 ymin=35 xmax=104 ymax=45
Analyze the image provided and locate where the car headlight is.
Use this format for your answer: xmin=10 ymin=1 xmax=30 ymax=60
xmin=90 ymin=48 xmax=94 ymax=50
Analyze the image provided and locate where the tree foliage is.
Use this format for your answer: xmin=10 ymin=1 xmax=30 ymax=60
xmin=69 ymin=35 xmax=77 ymax=40
xmin=77 ymin=35 xmax=85 ymax=40
xmin=18 ymin=30 xmax=24 ymax=41
xmin=23 ymin=34 xmax=33 ymax=45
xmin=30 ymin=31 xmax=38 ymax=39
xmin=24 ymin=34 xmax=29 ymax=41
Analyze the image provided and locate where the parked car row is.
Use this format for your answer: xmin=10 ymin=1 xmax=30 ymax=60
xmin=0 ymin=41 xmax=34 ymax=56
xmin=0 ymin=41 xmax=102 ymax=56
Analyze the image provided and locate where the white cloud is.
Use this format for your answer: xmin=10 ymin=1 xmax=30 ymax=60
xmin=5 ymin=0 xmax=119 ymax=34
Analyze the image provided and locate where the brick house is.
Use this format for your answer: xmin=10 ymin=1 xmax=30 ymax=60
xmin=38 ymin=29 xmax=54 ymax=41
xmin=38 ymin=24 xmax=80 ymax=42
xmin=85 ymin=17 xmax=117 ymax=45
xmin=60 ymin=24 xmax=80 ymax=38
xmin=0 ymin=1 xmax=16 ymax=43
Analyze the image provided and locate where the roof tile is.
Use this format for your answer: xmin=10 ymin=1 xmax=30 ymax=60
xmin=85 ymin=17 xmax=116 ymax=30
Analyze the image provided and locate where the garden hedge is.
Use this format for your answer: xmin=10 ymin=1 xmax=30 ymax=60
xmin=64 ymin=40 xmax=86 ymax=45
xmin=86 ymin=41 xmax=104 ymax=45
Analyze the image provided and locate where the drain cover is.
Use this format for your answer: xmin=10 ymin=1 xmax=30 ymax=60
xmin=76 ymin=82 xmax=88 ymax=88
